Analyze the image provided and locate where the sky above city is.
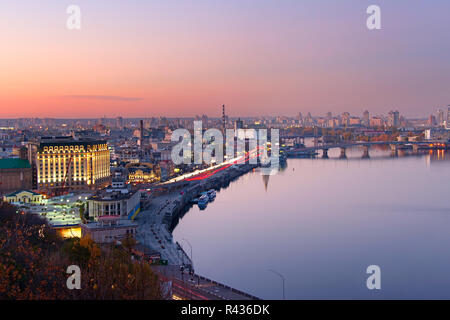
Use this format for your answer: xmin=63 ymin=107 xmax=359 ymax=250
xmin=0 ymin=0 xmax=449 ymax=118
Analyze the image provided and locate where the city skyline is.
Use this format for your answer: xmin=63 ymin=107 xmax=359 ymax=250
xmin=1 ymin=0 xmax=450 ymax=118
xmin=0 ymin=107 xmax=447 ymax=122
xmin=2 ymin=0 xmax=450 ymax=305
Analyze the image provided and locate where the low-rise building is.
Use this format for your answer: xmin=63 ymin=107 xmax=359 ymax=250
xmin=408 ymin=135 xmax=421 ymax=142
xmin=425 ymin=128 xmax=450 ymax=141
xmin=87 ymin=179 xmax=141 ymax=221
xmin=127 ymin=163 xmax=159 ymax=184
xmin=3 ymin=190 xmax=43 ymax=203
xmin=81 ymin=215 xmax=138 ymax=244
xmin=0 ymin=158 xmax=32 ymax=194
xmin=370 ymin=117 xmax=384 ymax=127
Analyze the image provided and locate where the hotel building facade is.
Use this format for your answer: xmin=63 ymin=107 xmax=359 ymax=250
xmin=37 ymin=136 xmax=111 ymax=190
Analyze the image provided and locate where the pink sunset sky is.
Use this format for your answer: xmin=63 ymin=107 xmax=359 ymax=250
xmin=0 ymin=0 xmax=449 ymax=118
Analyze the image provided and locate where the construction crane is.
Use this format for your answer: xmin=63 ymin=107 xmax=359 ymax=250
xmin=61 ymin=154 xmax=73 ymax=190
xmin=51 ymin=154 xmax=73 ymax=197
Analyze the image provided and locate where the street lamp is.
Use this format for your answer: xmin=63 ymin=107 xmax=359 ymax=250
xmin=181 ymin=238 xmax=193 ymax=268
xmin=268 ymin=269 xmax=285 ymax=300
xmin=177 ymin=242 xmax=185 ymax=267
xmin=179 ymin=238 xmax=194 ymax=299
xmin=181 ymin=238 xmax=197 ymax=288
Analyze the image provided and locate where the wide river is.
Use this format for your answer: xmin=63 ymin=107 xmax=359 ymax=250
xmin=173 ymin=146 xmax=450 ymax=299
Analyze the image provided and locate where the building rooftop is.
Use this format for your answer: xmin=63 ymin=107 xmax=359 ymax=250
xmin=0 ymin=158 xmax=31 ymax=169
xmin=88 ymin=188 xmax=138 ymax=201
xmin=5 ymin=190 xmax=41 ymax=197
xmin=38 ymin=136 xmax=107 ymax=150
xmin=19 ymin=202 xmax=83 ymax=228
xmin=82 ymin=218 xmax=138 ymax=230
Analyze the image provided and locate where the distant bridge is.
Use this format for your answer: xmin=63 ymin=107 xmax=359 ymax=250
xmin=291 ymin=140 xmax=449 ymax=159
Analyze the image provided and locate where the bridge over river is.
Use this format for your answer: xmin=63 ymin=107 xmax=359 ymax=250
xmin=289 ymin=140 xmax=449 ymax=159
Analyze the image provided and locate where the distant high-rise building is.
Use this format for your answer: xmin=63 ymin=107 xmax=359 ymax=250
xmin=399 ymin=115 xmax=407 ymax=127
xmin=437 ymin=109 xmax=444 ymax=126
xmin=428 ymin=115 xmax=437 ymax=126
xmin=446 ymin=106 xmax=450 ymax=129
xmin=222 ymin=105 xmax=226 ymax=133
xmin=116 ymin=116 xmax=124 ymax=129
xmin=363 ymin=110 xmax=370 ymax=127
xmin=201 ymin=114 xmax=208 ymax=127
xmin=341 ymin=112 xmax=350 ymax=127
xmin=388 ymin=110 xmax=400 ymax=127
xmin=139 ymin=120 xmax=144 ymax=150
xmin=306 ymin=112 xmax=313 ymax=126
xmin=297 ymin=112 xmax=303 ymax=125
xmin=234 ymin=118 xmax=244 ymax=131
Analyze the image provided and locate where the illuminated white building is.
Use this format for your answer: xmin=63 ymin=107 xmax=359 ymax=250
xmin=37 ymin=136 xmax=110 ymax=190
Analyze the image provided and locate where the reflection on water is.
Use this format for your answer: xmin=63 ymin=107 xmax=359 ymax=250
xmin=428 ymin=149 xmax=450 ymax=163
xmin=173 ymin=149 xmax=450 ymax=299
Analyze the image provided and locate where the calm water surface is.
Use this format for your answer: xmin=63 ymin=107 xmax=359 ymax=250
xmin=173 ymin=147 xmax=450 ymax=299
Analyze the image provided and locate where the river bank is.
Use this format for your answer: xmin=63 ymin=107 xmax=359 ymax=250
xmin=135 ymin=162 xmax=259 ymax=265
xmin=172 ymin=150 xmax=450 ymax=299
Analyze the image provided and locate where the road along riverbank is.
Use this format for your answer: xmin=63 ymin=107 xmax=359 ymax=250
xmin=135 ymin=162 xmax=258 ymax=265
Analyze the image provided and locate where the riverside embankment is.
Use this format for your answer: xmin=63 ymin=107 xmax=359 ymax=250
xmin=135 ymin=162 xmax=258 ymax=265
xmin=134 ymin=161 xmax=261 ymax=300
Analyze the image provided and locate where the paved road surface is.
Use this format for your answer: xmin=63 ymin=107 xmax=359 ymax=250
xmin=135 ymin=193 xmax=190 ymax=265
xmin=153 ymin=265 xmax=259 ymax=300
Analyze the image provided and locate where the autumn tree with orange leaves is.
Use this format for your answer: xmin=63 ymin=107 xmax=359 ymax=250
xmin=0 ymin=201 xmax=165 ymax=300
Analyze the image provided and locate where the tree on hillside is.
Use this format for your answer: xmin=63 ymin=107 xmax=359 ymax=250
xmin=0 ymin=201 xmax=163 ymax=300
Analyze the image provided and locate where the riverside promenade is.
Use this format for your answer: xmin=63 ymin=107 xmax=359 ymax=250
xmin=135 ymin=162 xmax=258 ymax=265
xmin=134 ymin=161 xmax=260 ymax=300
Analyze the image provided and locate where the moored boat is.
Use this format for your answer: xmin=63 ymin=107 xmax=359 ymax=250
xmin=197 ymin=194 xmax=209 ymax=206
xmin=206 ymin=189 xmax=216 ymax=200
